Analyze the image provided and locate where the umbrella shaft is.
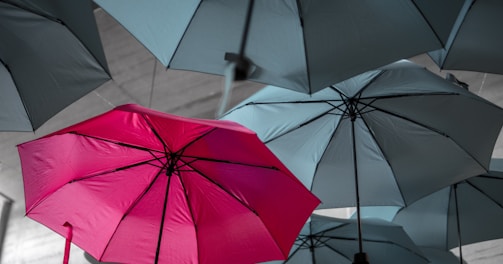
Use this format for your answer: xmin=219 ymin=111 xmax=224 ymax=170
xmin=351 ymin=119 xmax=364 ymax=253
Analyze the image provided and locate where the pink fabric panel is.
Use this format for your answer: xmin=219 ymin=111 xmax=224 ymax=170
xmin=27 ymin=165 xmax=160 ymax=258
xmin=18 ymin=133 xmax=158 ymax=212
xmin=101 ymin=169 xmax=198 ymax=264
xmin=43 ymin=105 xmax=164 ymax=151
xmin=188 ymin=159 xmax=319 ymax=257
xmin=183 ymin=127 xmax=295 ymax=178
xmin=180 ymin=170 xmax=285 ymax=264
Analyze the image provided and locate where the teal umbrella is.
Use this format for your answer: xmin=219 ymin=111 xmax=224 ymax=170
xmin=428 ymin=0 xmax=503 ymax=74
xmin=93 ymin=0 xmax=455 ymax=95
xmin=0 ymin=0 xmax=110 ymax=131
xmin=220 ymin=60 xmax=503 ymax=262
xmin=391 ymin=167 xmax=503 ymax=264
xmin=263 ymin=215 xmax=429 ymax=264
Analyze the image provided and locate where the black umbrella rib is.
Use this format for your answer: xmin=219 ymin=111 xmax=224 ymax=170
xmin=2 ymin=1 xmax=62 ymax=23
xmin=359 ymin=98 xmax=488 ymax=171
xmin=264 ymin=106 xmax=338 ymax=144
xmin=140 ymin=114 xmax=173 ymax=154
xmin=69 ymin=132 xmax=163 ymax=154
xmin=180 ymin=155 xmax=280 ymax=171
xmin=165 ymin=1 xmax=202 ymax=67
xmin=357 ymin=114 xmax=406 ymax=206
xmin=68 ymin=157 xmax=163 ymax=184
xmin=465 ymin=181 xmax=503 ymax=208
xmin=315 ymin=238 xmax=352 ymax=262
xmin=175 ymin=169 xmax=201 ymax=263
xmin=100 ymin=168 xmax=165 ymax=260
xmin=320 ymin=234 xmax=429 ymax=261
xmin=2 ymin=0 xmax=111 ymax=75
xmin=177 ymin=158 xmax=259 ymax=215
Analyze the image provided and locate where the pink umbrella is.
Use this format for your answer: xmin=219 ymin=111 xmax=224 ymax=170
xmin=18 ymin=104 xmax=320 ymax=264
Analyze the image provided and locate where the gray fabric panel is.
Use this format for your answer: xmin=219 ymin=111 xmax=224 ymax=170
xmin=300 ymin=0 xmax=442 ymax=90
xmin=0 ymin=0 xmax=110 ymax=130
xmin=393 ymin=188 xmax=451 ymax=249
xmin=0 ymin=62 xmax=31 ymax=131
xmin=95 ymin=0 xmax=199 ymax=67
xmin=172 ymin=0 xmax=310 ymax=93
xmin=313 ymin=118 xmax=404 ymax=208
xmin=363 ymin=110 xmax=486 ymax=204
xmin=447 ymin=177 xmax=503 ymax=249
xmin=441 ymin=0 xmax=503 ymax=74
xmin=267 ymin=114 xmax=339 ymax=193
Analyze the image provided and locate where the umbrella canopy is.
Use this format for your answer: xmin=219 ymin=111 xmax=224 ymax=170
xmin=93 ymin=0 xmax=454 ymax=94
xmin=428 ymin=0 xmax=503 ymax=74
xmin=264 ymin=215 xmax=429 ymax=264
xmin=221 ymin=60 xmax=503 ymax=209
xmin=0 ymin=0 xmax=110 ymax=132
xmin=391 ymin=169 xmax=503 ymax=263
xmin=18 ymin=104 xmax=320 ymax=264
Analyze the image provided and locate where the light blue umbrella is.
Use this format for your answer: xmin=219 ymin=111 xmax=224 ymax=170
xmin=220 ymin=59 xmax=503 ymax=261
xmin=93 ymin=0 xmax=455 ymax=94
xmin=263 ymin=214 xmax=429 ymax=264
xmin=428 ymin=0 xmax=503 ymax=75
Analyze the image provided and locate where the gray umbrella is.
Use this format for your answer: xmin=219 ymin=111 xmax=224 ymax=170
xmin=93 ymin=0 xmax=456 ymax=95
xmin=0 ymin=0 xmax=110 ymax=131
xmin=221 ymin=59 xmax=503 ymax=261
xmin=263 ymin=214 xmax=429 ymax=264
xmin=428 ymin=0 xmax=503 ymax=75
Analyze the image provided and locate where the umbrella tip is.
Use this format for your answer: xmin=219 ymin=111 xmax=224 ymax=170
xmin=353 ymin=252 xmax=369 ymax=264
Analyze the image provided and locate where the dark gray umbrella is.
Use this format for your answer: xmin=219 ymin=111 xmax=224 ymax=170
xmin=0 ymin=0 xmax=110 ymax=131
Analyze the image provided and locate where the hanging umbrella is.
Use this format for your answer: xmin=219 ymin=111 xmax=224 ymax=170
xmin=220 ymin=59 xmax=503 ymax=262
xmin=428 ymin=0 xmax=503 ymax=74
xmin=18 ymin=104 xmax=320 ymax=264
xmin=263 ymin=214 xmax=429 ymax=264
xmin=93 ymin=0 xmax=456 ymax=95
xmin=390 ymin=168 xmax=503 ymax=264
xmin=0 ymin=0 xmax=111 ymax=132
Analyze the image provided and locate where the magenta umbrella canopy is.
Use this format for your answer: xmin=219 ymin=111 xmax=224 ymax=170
xmin=18 ymin=104 xmax=320 ymax=264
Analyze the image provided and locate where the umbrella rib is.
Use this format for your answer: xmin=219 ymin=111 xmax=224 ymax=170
xmin=180 ymin=155 xmax=280 ymax=171
xmin=140 ymin=114 xmax=174 ymax=154
xmin=178 ymin=159 xmax=259 ymax=215
xmin=319 ymin=235 xmax=429 ymax=262
xmin=356 ymin=114 xmax=406 ymax=206
xmin=409 ymin=0 xmax=446 ymax=47
xmin=264 ymin=106 xmax=337 ymax=144
xmin=100 ymin=168 xmax=165 ymax=260
xmin=465 ymin=180 xmax=503 ymax=208
xmin=283 ymin=238 xmax=309 ymax=263
xmin=174 ymin=169 xmax=202 ymax=264
xmin=3 ymin=1 xmax=111 ymax=75
xmin=164 ymin=1 xmax=203 ymax=67
xmin=293 ymin=0 xmax=313 ymax=94
xmin=69 ymin=132 xmax=163 ymax=154
xmin=357 ymin=97 xmax=488 ymax=172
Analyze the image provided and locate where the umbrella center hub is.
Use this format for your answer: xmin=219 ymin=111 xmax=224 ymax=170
xmin=346 ymin=98 xmax=359 ymax=121
xmin=165 ymin=153 xmax=178 ymax=176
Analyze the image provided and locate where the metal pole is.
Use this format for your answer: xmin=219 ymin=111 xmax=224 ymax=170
xmin=0 ymin=193 xmax=13 ymax=262
xmin=453 ymin=184 xmax=463 ymax=264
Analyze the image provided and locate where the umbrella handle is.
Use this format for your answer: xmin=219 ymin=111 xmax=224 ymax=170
xmin=63 ymin=222 xmax=73 ymax=264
